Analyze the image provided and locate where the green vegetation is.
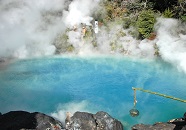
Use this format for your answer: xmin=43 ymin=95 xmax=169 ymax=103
xmin=102 ymin=1 xmax=125 ymax=20
xmin=137 ymin=9 xmax=156 ymax=39
xmin=96 ymin=0 xmax=185 ymax=38
xmin=162 ymin=8 xmax=174 ymax=18
xmin=66 ymin=45 xmax=74 ymax=52
xmin=53 ymin=32 xmax=74 ymax=54
xmin=54 ymin=0 xmax=185 ymax=55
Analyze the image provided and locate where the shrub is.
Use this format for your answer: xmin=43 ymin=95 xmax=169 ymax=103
xmin=162 ymin=8 xmax=174 ymax=18
xmin=136 ymin=9 xmax=156 ymax=39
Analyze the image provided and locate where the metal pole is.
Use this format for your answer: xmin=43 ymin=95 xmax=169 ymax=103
xmin=132 ymin=87 xmax=186 ymax=103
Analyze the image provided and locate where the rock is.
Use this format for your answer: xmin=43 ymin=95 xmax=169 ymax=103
xmin=66 ymin=111 xmax=123 ymax=130
xmin=68 ymin=111 xmax=96 ymax=130
xmin=0 ymin=111 xmax=64 ymax=130
xmin=93 ymin=111 xmax=123 ymax=130
xmin=132 ymin=112 xmax=186 ymax=130
xmin=0 ymin=58 xmax=5 ymax=63
xmin=132 ymin=123 xmax=176 ymax=130
xmin=168 ymin=112 xmax=186 ymax=130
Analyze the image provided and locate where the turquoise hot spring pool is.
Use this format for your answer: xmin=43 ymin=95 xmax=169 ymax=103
xmin=0 ymin=56 xmax=186 ymax=129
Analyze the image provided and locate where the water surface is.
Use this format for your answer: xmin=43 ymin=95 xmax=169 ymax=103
xmin=0 ymin=56 xmax=186 ymax=129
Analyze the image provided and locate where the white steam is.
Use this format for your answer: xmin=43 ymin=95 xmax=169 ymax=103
xmin=0 ymin=0 xmax=101 ymax=58
xmin=0 ymin=0 xmax=156 ymax=59
xmin=95 ymin=24 xmax=156 ymax=58
xmin=1 ymin=0 xmax=186 ymax=75
xmin=0 ymin=0 xmax=66 ymax=58
xmin=155 ymin=18 xmax=186 ymax=73
xmin=63 ymin=0 xmax=99 ymax=27
xmin=51 ymin=101 xmax=91 ymax=123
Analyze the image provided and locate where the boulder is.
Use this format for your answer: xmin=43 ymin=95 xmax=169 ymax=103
xmin=93 ymin=111 xmax=123 ymax=130
xmin=66 ymin=111 xmax=123 ymax=130
xmin=0 ymin=111 xmax=64 ymax=130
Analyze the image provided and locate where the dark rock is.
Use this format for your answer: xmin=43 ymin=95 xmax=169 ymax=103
xmin=132 ymin=123 xmax=176 ymax=130
xmin=0 ymin=111 xmax=64 ymax=130
xmin=168 ymin=112 xmax=186 ymax=130
xmin=68 ymin=111 xmax=96 ymax=130
xmin=0 ymin=59 xmax=5 ymax=63
xmin=132 ymin=112 xmax=186 ymax=130
xmin=94 ymin=111 xmax=123 ymax=130
xmin=66 ymin=111 xmax=123 ymax=130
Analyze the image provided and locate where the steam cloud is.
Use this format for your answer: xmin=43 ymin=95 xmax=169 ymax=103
xmin=63 ymin=0 xmax=99 ymax=27
xmin=0 ymin=0 xmax=155 ymax=59
xmin=51 ymin=101 xmax=91 ymax=124
xmin=155 ymin=18 xmax=186 ymax=73
xmin=0 ymin=0 xmax=100 ymax=58
xmin=1 ymin=0 xmax=186 ymax=73
xmin=0 ymin=0 xmax=68 ymax=58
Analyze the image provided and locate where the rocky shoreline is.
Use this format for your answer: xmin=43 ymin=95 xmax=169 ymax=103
xmin=0 ymin=111 xmax=185 ymax=130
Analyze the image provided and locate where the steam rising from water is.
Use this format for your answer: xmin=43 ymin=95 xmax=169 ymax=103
xmin=0 ymin=0 xmax=186 ymax=73
xmin=0 ymin=0 xmax=67 ymax=58
xmin=155 ymin=18 xmax=186 ymax=73
xmin=0 ymin=0 xmax=100 ymax=58
xmin=51 ymin=101 xmax=91 ymax=124
xmin=63 ymin=0 xmax=99 ymax=27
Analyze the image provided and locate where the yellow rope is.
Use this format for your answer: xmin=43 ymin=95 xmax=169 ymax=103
xmin=132 ymin=87 xmax=186 ymax=103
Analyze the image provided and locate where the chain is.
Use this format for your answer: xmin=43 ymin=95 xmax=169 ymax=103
xmin=133 ymin=88 xmax=137 ymax=107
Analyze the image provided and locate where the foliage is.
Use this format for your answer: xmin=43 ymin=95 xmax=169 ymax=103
xmin=110 ymin=41 xmax=117 ymax=51
xmin=136 ymin=9 xmax=156 ymax=39
xmin=148 ymin=0 xmax=177 ymax=12
xmin=53 ymin=32 xmax=75 ymax=53
xmin=128 ymin=29 xmax=140 ymax=39
xmin=162 ymin=8 xmax=174 ymax=18
xmin=172 ymin=5 xmax=186 ymax=22
xmin=126 ymin=1 xmax=154 ymax=13
xmin=180 ymin=15 xmax=186 ymax=22
xmin=122 ymin=15 xmax=138 ymax=29
xmin=103 ymin=0 xmax=127 ymax=21
xmin=66 ymin=45 xmax=74 ymax=52
xmin=178 ymin=0 xmax=186 ymax=12
xmin=154 ymin=44 xmax=160 ymax=56
xmin=117 ymin=30 xmax=126 ymax=37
